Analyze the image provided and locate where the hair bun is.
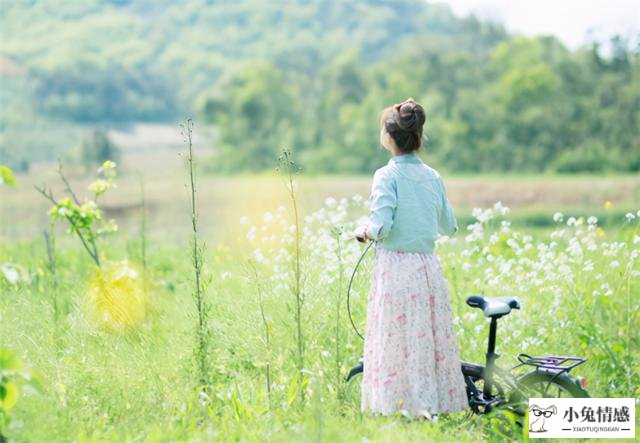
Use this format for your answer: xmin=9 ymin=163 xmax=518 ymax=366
xmin=395 ymin=99 xmax=426 ymax=132
xmin=383 ymin=98 xmax=426 ymax=152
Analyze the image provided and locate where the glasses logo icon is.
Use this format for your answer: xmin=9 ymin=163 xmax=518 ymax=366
xmin=533 ymin=409 xmax=555 ymax=418
xmin=529 ymin=404 xmax=558 ymax=433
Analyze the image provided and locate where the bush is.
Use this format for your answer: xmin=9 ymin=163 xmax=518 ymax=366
xmin=551 ymin=141 xmax=620 ymax=173
xmin=80 ymin=128 xmax=121 ymax=173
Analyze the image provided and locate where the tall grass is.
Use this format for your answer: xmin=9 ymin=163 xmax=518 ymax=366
xmin=139 ymin=174 xmax=148 ymax=276
xmin=246 ymin=259 xmax=272 ymax=409
xmin=278 ymin=148 xmax=306 ymax=403
xmin=331 ymin=225 xmax=345 ymax=400
xmin=42 ymin=222 xmax=59 ymax=323
xmin=181 ymin=118 xmax=212 ymax=388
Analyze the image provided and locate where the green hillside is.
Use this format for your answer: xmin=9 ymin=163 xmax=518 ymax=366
xmin=0 ymin=0 xmax=638 ymax=173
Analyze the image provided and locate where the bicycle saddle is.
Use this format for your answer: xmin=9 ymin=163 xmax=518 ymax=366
xmin=466 ymin=295 xmax=520 ymax=318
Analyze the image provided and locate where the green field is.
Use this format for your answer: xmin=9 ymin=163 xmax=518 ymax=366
xmin=1 ymin=156 xmax=639 ymax=442
xmin=2 ymin=150 xmax=638 ymax=243
xmin=1 ymin=0 xmax=638 ymax=439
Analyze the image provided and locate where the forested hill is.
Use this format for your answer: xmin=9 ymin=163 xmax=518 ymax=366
xmin=1 ymin=0 xmax=638 ymax=174
xmin=1 ymin=0 xmax=504 ymax=118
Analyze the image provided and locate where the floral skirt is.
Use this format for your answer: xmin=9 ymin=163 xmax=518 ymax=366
xmin=361 ymin=245 xmax=469 ymax=417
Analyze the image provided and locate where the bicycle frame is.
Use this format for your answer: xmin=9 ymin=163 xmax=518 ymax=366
xmin=462 ymin=312 xmax=588 ymax=414
xmin=461 ymin=314 xmax=523 ymax=413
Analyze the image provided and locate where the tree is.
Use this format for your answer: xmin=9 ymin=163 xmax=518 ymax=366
xmin=200 ymin=61 xmax=300 ymax=172
xmin=81 ymin=128 xmax=121 ymax=173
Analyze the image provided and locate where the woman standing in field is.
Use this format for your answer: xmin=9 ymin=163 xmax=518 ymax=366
xmin=354 ymin=98 xmax=468 ymax=420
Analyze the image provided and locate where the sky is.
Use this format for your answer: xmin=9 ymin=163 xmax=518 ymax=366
xmin=437 ymin=0 xmax=639 ymax=49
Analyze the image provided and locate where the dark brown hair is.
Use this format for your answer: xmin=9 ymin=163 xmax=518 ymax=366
xmin=380 ymin=98 xmax=426 ymax=152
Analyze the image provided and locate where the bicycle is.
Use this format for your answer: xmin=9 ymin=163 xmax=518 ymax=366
xmin=344 ymin=243 xmax=590 ymax=420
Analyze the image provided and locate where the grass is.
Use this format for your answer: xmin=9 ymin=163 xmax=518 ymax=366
xmin=2 ymin=152 xmax=638 ymax=244
xmin=0 ymin=158 xmax=639 ymax=442
xmin=0 ymin=240 xmax=485 ymax=442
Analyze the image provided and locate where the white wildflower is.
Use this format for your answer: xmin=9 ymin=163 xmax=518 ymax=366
xmin=325 ymin=197 xmax=337 ymax=208
xmin=1 ymin=263 xmax=21 ymax=285
xmin=493 ymin=201 xmax=510 ymax=215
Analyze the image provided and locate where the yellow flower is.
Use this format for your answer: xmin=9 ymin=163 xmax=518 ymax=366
xmin=604 ymin=201 xmax=613 ymax=209
xmin=596 ymin=227 xmax=605 ymax=237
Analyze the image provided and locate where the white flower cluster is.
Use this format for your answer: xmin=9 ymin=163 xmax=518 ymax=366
xmin=239 ymin=197 xmax=639 ymax=382
xmin=241 ymin=194 xmax=372 ymax=312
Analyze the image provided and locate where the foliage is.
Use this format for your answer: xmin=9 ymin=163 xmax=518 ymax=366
xmin=204 ymin=62 xmax=299 ymax=172
xmin=75 ymin=128 xmax=121 ymax=173
xmin=0 ymin=198 xmax=638 ymax=440
xmin=2 ymin=1 xmax=638 ymax=173
xmin=0 ymin=349 xmax=42 ymax=440
xmin=0 ymin=166 xmax=15 ymax=186
xmin=35 ymin=160 xmax=119 ymax=267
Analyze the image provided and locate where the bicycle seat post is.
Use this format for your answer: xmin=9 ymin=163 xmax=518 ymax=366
xmin=465 ymin=294 xmax=520 ymax=400
xmin=483 ymin=316 xmax=499 ymax=398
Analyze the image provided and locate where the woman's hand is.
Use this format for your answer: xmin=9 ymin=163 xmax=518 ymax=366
xmin=353 ymin=225 xmax=369 ymax=243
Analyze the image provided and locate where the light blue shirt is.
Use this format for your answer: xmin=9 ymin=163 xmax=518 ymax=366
xmin=365 ymin=151 xmax=458 ymax=253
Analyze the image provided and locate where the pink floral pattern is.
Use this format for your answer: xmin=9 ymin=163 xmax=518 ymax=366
xmin=361 ymin=245 xmax=469 ymax=417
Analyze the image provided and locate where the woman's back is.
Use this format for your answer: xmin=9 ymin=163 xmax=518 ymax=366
xmin=367 ymin=151 xmax=458 ymax=253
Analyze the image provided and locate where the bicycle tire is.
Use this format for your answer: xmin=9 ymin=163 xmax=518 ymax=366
xmin=515 ymin=371 xmax=590 ymax=399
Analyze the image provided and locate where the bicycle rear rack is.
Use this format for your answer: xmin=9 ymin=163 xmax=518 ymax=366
xmin=515 ymin=353 xmax=586 ymax=373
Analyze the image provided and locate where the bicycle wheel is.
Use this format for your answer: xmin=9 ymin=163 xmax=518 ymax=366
xmin=515 ymin=371 xmax=589 ymax=399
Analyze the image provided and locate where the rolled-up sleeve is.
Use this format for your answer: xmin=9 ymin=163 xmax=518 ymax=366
xmin=366 ymin=169 xmax=397 ymax=240
xmin=438 ymin=177 xmax=458 ymax=236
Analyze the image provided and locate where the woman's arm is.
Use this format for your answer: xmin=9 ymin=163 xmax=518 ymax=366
xmin=365 ymin=168 xmax=397 ymax=240
xmin=437 ymin=177 xmax=458 ymax=236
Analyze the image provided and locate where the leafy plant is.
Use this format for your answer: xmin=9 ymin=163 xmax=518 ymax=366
xmin=0 ymin=349 xmax=43 ymax=441
xmin=35 ymin=160 xmax=118 ymax=267
xmin=0 ymin=165 xmax=16 ymax=186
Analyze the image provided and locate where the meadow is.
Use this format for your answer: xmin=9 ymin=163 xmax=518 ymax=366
xmin=1 ymin=0 xmax=638 ymax=440
xmin=0 ymin=149 xmax=639 ymax=442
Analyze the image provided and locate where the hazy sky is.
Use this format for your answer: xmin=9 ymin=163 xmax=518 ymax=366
xmin=438 ymin=0 xmax=639 ymax=49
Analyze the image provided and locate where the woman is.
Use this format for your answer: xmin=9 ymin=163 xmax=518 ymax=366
xmin=354 ymin=98 xmax=468 ymax=420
